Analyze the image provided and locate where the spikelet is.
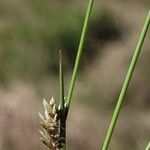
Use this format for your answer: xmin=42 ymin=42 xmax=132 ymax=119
xmin=39 ymin=97 xmax=61 ymax=150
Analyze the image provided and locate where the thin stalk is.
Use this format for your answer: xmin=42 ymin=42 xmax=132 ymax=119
xmin=65 ymin=0 xmax=94 ymax=110
xmin=145 ymin=142 xmax=150 ymax=150
xmin=59 ymin=50 xmax=66 ymax=150
xmin=102 ymin=10 xmax=150 ymax=150
xmin=59 ymin=50 xmax=65 ymax=110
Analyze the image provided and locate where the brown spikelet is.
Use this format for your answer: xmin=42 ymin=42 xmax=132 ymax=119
xmin=39 ymin=98 xmax=61 ymax=150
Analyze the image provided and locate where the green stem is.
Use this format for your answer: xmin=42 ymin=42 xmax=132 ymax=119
xmin=59 ymin=50 xmax=65 ymax=110
xmin=145 ymin=141 xmax=150 ymax=150
xmin=59 ymin=50 xmax=66 ymax=150
xmin=102 ymin=10 xmax=150 ymax=150
xmin=66 ymin=0 xmax=94 ymax=110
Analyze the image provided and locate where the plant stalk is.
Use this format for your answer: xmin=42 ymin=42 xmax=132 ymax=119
xmin=102 ymin=10 xmax=150 ymax=150
xmin=59 ymin=50 xmax=65 ymax=110
xmin=59 ymin=50 xmax=66 ymax=150
xmin=60 ymin=114 xmax=66 ymax=150
xmin=59 ymin=0 xmax=94 ymax=148
xmin=65 ymin=0 xmax=94 ymax=111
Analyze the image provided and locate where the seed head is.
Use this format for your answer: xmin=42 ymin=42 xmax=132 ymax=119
xmin=39 ymin=97 xmax=61 ymax=150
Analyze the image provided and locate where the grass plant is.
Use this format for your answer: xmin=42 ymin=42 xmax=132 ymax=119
xmin=38 ymin=0 xmax=150 ymax=149
xmin=39 ymin=0 xmax=94 ymax=149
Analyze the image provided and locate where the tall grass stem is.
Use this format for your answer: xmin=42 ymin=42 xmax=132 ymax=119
xmin=65 ymin=0 xmax=94 ymax=110
xmin=59 ymin=50 xmax=66 ymax=150
xmin=102 ymin=10 xmax=150 ymax=150
xmin=59 ymin=50 xmax=65 ymax=110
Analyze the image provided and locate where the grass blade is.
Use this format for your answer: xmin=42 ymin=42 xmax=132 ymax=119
xmin=59 ymin=50 xmax=65 ymax=110
xmin=65 ymin=0 xmax=94 ymax=109
xmin=59 ymin=50 xmax=66 ymax=150
xmin=102 ymin=10 xmax=150 ymax=150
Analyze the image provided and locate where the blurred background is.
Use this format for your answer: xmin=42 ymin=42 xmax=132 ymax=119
xmin=0 ymin=0 xmax=150 ymax=149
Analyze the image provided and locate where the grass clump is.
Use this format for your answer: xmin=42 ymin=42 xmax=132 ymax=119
xmin=38 ymin=0 xmax=150 ymax=148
